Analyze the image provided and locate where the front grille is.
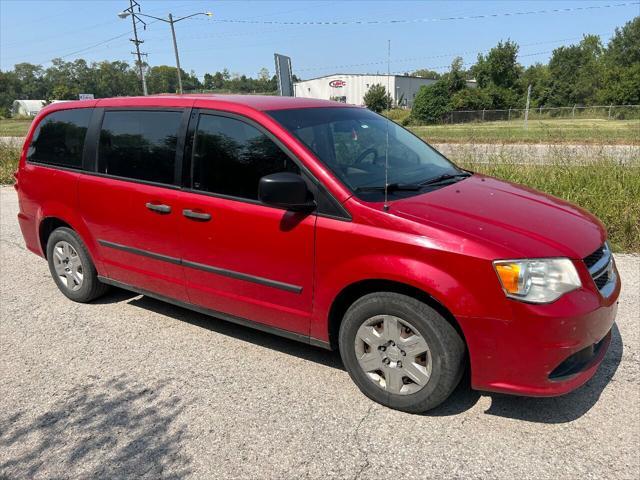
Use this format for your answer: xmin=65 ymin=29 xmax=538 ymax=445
xmin=584 ymin=245 xmax=605 ymax=269
xmin=583 ymin=242 xmax=615 ymax=297
xmin=594 ymin=270 xmax=609 ymax=289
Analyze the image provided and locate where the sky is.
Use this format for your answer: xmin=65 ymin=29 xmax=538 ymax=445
xmin=1 ymin=0 xmax=638 ymax=80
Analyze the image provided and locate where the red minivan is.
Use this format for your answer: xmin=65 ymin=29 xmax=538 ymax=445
xmin=16 ymin=95 xmax=620 ymax=412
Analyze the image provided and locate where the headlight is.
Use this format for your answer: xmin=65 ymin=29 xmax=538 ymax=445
xmin=493 ymin=258 xmax=581 ymax=303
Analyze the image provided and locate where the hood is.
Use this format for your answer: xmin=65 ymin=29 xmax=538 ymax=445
xmin=390 ymin=174 xmax=605 ymax=259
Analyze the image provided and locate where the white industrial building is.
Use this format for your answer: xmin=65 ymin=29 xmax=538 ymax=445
xmin=294 ymin=74 xmax=440 ymax=108
xmin=11 ymin=99 xmax=71 ymax=117
xmin=11 ymin=100 xmax=47 ymax=117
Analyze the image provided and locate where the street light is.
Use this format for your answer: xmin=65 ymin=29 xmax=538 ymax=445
xmin=118 ymin=10 xmax=213 ymax=94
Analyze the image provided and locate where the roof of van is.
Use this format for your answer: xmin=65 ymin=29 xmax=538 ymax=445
xmin=189 ymin=94 xmax=347 ymax=110
xmin=92 ymin=94 xmax=349 ymax=112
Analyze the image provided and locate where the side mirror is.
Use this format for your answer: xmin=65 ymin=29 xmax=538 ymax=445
xmin=258 ymin=172 xmax=315 ymax=212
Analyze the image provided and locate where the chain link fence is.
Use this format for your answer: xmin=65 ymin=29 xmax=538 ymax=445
xmin=444 ymin=105 xmax=640 ymax=124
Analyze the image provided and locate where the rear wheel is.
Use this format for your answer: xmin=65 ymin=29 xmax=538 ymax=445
xmin=339 ymin=292 xmax=465 ymax=413
xmin=46 ymin=227 xmax=109 ymax=302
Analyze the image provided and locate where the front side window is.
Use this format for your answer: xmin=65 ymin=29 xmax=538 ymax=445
xmin=192 ymin=114 xmax=299 ymax=200
xmin=98 ymin=110 xmax=182 ymax=185
xmin=28 ymin=108 xmax=92 ymax=168
xmin=268 ymin=107 xmax=466 ymax=200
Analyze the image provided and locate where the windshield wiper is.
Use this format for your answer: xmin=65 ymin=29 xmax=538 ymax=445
xmin=355 ymin=183 xmax=422 ymax=193
xmin=419 ymin=172 xmax=471 ymax=186
xmin=355 ymin=173 xmax=471 ymax=193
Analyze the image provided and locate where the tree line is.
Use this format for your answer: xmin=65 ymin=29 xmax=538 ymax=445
xmin=369 ymin=17 xmax=639 ymax=123
xmin=0 ymin=60 xmax=291 ymax=116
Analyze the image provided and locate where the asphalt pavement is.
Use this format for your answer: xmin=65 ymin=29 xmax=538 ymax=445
xmin=1 ymin=186 xmax=638 ymax=479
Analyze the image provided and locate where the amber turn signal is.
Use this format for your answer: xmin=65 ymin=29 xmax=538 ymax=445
xmin=494 ymin=263 xmax=522 ymax=294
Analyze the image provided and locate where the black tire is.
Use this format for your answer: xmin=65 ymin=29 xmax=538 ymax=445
xmin=339 ymin=292 xmax=465 ymax=413
xmin=46 ymin=227 xmax=109 ymax=303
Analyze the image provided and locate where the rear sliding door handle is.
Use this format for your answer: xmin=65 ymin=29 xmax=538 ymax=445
xmin=183 ymin=209 xmax=211 ymax=221
xmin=146 ymin=202 xmax=171 ymax=214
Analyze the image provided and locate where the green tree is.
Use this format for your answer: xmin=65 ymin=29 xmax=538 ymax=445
xmin=411 ymin=68 xmax=441 ymax=79
xmin=444 ymin=57 xmax=467 ymax=94
xmin=547 ymin=35 xmax=604 ymax=106
xmin=604 ymin=16 xmax=640 ymax=67
xmin=204 ymin=71 xmax=225 ymax=90
xmin=363 ymin=84 xmax=392 ymax=113
xmin=598 ymin=63 xmax=640 ymax=105
xmin=258 ymin=67 xmax=270 ymax=82
xmin=146 ymin=65 xmax=200 ymax=93
xmin=44 ymin=59 xmax=78 ymax=100
xmin=411 ymin=80 xmax=450 ymax=123
xmin=484 ymin=84 xmax=520 ymax=109
xmin=469 ymin=40 xmax=523 ymax=108
xmin=519 ymin=63 xmax=551 ymax=107
xmin=450 ymin=87 xmax=492 ymax=110
xmin=93 ymin=60 xmax=139 ymax=97
xmin=473 ymin=40 xmax=522 ymax=90
xmin=13 ymin=63 xmax=46 ymax=99
xmin=0 ymin=70 xmax=20 ymax=116
xmin=598 ymin=17 xmax=640 ymax=105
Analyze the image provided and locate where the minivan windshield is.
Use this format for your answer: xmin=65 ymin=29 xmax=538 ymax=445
xmin=268 ymin=107 xmax=467 ymax=200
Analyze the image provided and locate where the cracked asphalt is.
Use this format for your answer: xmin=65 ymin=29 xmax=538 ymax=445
xmin=1 ymin=185 xmax=639 ymax=479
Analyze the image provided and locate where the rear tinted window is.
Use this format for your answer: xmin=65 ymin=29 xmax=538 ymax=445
xmin=98 ymin=110 xmax=182 ymax=185
xmin=27 ymin=108 xmax=92 ymax=168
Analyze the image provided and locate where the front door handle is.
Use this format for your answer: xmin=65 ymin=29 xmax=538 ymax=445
xmin=146 ymin=202 xmax=171 ymax=214
xmin=183 ymin=209 xmax=211 ymax=221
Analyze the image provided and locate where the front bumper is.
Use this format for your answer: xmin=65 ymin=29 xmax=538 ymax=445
xmin=460 ymin=263 xmax=620 ymax=397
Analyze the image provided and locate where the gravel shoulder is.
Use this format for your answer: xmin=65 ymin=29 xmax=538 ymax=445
xmin=1 ymin=186 xmax=638 ymax=479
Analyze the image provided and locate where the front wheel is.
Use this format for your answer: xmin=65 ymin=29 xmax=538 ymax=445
xmin=339 ymin=292 xmax=465 ymax=413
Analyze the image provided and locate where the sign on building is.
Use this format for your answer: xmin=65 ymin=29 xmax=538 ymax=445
xmin=78 ymin=93 xmax=95 ymax=101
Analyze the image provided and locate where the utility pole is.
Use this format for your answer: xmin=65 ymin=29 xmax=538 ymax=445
xmin=118 ymin=8 xmax=212 ymax=95
xmin=126 ymin=0 xmax=147 ymax=95
xmin=168 ymin=14 xmax=183 ymax=94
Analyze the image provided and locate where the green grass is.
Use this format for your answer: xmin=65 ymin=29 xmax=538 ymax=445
xmin=3 ymin=114 xmax=639 ymax=145
xmin=0 ymin=143 xmax=19 ymax=184
xmin=0 ymin=118 xmax=32 ymax=136
xmin=409 ymin=118 xmax=640 ymax=145
xmin=383 ymin=108 xmax=412 ymax=125
xmin=459 ymin=158 xmax=640 ymax=252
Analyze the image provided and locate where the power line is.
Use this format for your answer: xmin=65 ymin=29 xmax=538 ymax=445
xmin=41 ymin=32 xmax=133 ymax=64
xmin=5 ymin=18 xmax=162 ymax=67
xmin=211 ymin=2 xmax=639 ymax=25
xmin=293 ymin=50 xmax=557 ymax=78
xmin=377 ymin=51 xmax=552 ymax=76
xmin=2 ymin=18 xmax=126 ymax=49
xmin=294 ymin=35 xmax=607 ymax=74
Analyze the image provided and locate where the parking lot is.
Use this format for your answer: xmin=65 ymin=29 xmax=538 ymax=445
xmin=1 ymin=185 xmax=638 ymax=479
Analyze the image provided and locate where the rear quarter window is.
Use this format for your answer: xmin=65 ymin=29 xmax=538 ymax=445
xmin=27 ymin=108 xmax=92 ymax=168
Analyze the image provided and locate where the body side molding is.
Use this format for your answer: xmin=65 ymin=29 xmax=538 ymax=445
xmin=98 ymin=239 xmax=303 ymax=293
